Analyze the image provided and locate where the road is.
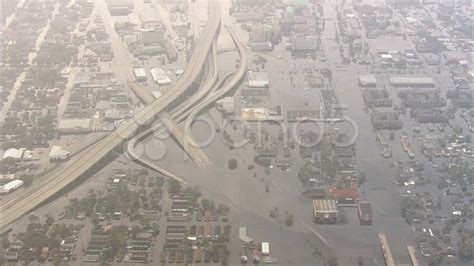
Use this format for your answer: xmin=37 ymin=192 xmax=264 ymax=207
xmin=1 ymin=2 xmax=61 ymax=119
xmin=127 ymin=67 xmax=213 ymax=167
xmin=0 ymin=0 xmax=222 ymax=230
xmin=128 ymin=26 xmax=247 ymax=175
xmin=2 ymin=0 xmax=27 ymax=31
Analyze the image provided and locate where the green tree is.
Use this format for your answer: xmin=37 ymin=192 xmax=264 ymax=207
xmin=167 ymin=179 xmax=181 ymax=196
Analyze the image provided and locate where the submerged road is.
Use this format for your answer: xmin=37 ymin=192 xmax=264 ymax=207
xmin=127 ymin=26 xmax=247 ymax=181
xmin=0 ymin=0 xmax=222 ymax=230
xmin=126 ymin=39 xmax=218 ymax=167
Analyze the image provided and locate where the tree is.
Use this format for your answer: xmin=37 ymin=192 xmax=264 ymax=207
xmin=457 ymin=229 xmax=474 ymax=261
xmin=167 ymin=179 xmax=181 ymax=196
xmin=220 ymin=246 xmax=230 ymax=266
xmin=1 ymin=237 xmax=10 ymax=250
xmin=44 ymin=214 xmax=54 ymax=228
xmin=358 ymin=172 xmax=367 ymax=186
xmin=151 ymin=222 xmax=160 ymax=237
xmin=228 ymin=159 xmax=238 ymax=170
xmin=201 ymin=199 xmax=215 ymax=211
xmin=426 ymin=254 xmax=443 ymax=266
xmin=20 ymin=174 xmax=34 ymax=187
xmin=327 ymin=257 xmax=338 ymax=266
xmin=285 ymin=213 xmax=294 ymax=227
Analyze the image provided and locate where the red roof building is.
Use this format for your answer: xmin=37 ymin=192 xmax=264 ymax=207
xmin=329 ymin=187 xmax=359 ymax=206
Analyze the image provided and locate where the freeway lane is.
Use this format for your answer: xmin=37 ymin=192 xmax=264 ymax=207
xmin=126 ymin=39 xmax=220 ymax=174
xmin=184 ymin=26 xmax=248 ymax=144
xmin=0 ymin=0 xmax=221 ymax=230
xmin=128 ymin=26 xmax=247 ymax=181
xmin=126 ymin=44 xmax=216 ymax=168
xmin=126 ymin=37 xmax=219 ymax=167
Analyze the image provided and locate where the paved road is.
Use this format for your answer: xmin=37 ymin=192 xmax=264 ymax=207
xmin=128 ymin=26 xmax=247 ymax=176
xmin=127 ymin=73 xmax=213 ymax=167
xmin=0 ymin=0 xmax=222 ymax=230
xmin=1 ymin=2 xmax=61 ymax=119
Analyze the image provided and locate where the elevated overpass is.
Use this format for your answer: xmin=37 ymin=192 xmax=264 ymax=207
xmin=0 ymin=0 xmax=222 ymax=230
xmin=184 ymin=26 xmax=248 ymax=146
xmin=128 ymin=26 xmax=247 ymax=171
xmin=407 ymin=245 xmax=419 ymax=266
xmin=378 ymin=233 xmax=396 ymax=266
xmin=127 ymin=62 xmax=214 ymax=167
xmin=127 ymin=81 xmax=155 ymax=104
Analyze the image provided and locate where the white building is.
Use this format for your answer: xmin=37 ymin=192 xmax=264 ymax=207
xmin=247 ymin=71 xmax=270 ymax=88
xmin=0 ymin=180 xmax=24 ymax=194
xmin=359 ymin=75 xmax=377 ymax=87
xmin=133 ymin=68 xmax=147 ymax=82
xmin=141 ymin=29 xmax=164 ymax=45
xmin=150 ymin=67 xmax=171 ymax=85
xmin=216 ymin=97 xmax=235 ymax=113
xmin=2 ymin=148 xmax=25 ymax=161
xmin=57 ymin=118 xmax=91 ymax=134
xmin=261 ymin=242 xmax=270 ymax=255
xmin=49 ymin=146 xmax=70 ymax=161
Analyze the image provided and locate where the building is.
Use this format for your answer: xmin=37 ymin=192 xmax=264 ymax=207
xmin=239 ymin=227 xmax=253 ymax=244
xmin=359 ymin=75 xmax=377 ymax=87
xmin=57 ymin=118 xmax=92 ymax=134
xmin=329 ymin=187 xmax=359 ymax=206
xmin=398 ymin=88 xmax=445 ymax=109
xmin=163 ymin=41 xmax=177 ymax=62
xmin=312 ymin=199 xmax=338 ymax=224
xmin=291 ymin=37 xmax=319 ymax=57
xmin=216 ymin=97 xmax=235 ymax=114
xmin=287 ymin=110 xmax=320 ymax=122
xmin=108 ymin=0 xmax=133 ymax=16
xmin=49 ymin=146 xmax=70 ymax=161
xmin=370 ymin=111 xmax=403 ymax=130
xmin=247 ymin=71 xmax=270 ymax=88
xmin=105 ymin=109 xmax=128 ymax=121
xmin=389 ymin=76 xmax=435 ymax=87
xmin=141 ymin=29 xmax=165 ymax=46
xmin=2 ymin=148 xmax=25 ymax=161
xmin=251 ymin=25 xmax=272 ymax=42
xmin=0 ymin=174 xmax=16 ymax=181
xmin=261 ymin=242 xmax=270 ymax=256
xmin=150 ymin=67 xmax=171 ymax=85
xmin=411 ymin=109 xmax=448 ymax=123
xmin=133 ymin=68 xmax=147 ymax=82
xmin=0 ymin=180 xmax=24 ymax=194
xmin=362 ymin=89 xmax=392 ymax=108
xmin=108 ymin=5 xmax=131 ymax=16
xmin=141 ymin=19 xmax=163 ymax=30
xmin=241 ymin=107 xmax=283 ymax=122
xmin=251 ymin=41 xmax=273 ymax=52
xmin=358 ymin=201 xmax=373 ymax=225
xmin=307 ymin=74 xmax=325 ymax=88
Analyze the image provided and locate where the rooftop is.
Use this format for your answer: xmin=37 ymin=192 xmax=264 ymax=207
xmin=359 ymin=75 xmax=377 ymax=85
xmin=313 ymin=199 xmax=337 ymax=212
xmin=389 ymin=76 xmax=435 ymax=86
xmin=329 ymin=188 xmax=359 ymax=199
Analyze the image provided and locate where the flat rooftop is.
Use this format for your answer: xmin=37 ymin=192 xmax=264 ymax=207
xmin=389 ymin=76 xmax=435 ymax=86
xmin=313 ymin=199 xmax=337 ymax=213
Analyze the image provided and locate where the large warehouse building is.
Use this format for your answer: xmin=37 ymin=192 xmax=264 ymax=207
xmin=247 ymin=71 xmax=270 ymax=88
xmin=0 ymin=179 xmax=24 ymax=194
xmin=150 ymin=67 xmax=172 ymax=85
xmin=389 ymin=76 xmax=435 ymax=87
xmin=312 ymin=199 xmax=338 ymax=224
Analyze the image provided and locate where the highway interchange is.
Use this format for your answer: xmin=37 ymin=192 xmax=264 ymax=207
xmin=0 ymin=0 xmax=227 ymax=230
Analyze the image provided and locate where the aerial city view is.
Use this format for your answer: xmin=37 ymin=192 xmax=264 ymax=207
xmin=0 ymin=0 xmax=473 ymax=265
